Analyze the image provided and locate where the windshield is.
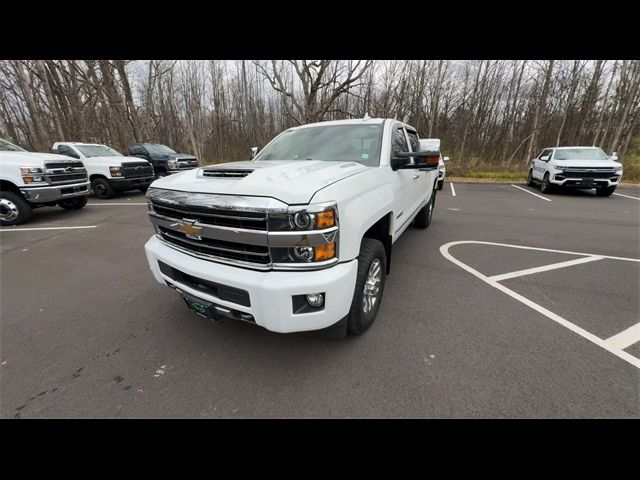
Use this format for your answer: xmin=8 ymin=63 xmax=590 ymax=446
xmin=143 ymin=144 xmax=176 ymax=155
xmin=554 ymin=148 xmax=609 ymax=161
xmin=76 ymin=144 xmax=121 ymax=158
xmin=0 ymin=138 xmax=26 ymax=152
xmin=254 ymin=124 xmax=383 ymax=166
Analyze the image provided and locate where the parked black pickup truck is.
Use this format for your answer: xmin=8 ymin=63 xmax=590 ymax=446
xmin=127 ymin=143 xmax=199 ymax=177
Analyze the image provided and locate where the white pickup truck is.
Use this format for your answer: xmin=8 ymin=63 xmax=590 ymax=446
xmin=144 ymin=118 xmax=441 ymax=336
xmin=527 ymin=146 xmax=623 ymax=196
xmin=0 ymin=138 xmax=90 ymax=225
xmin=52 ymin=142 xmax=155 ymax=199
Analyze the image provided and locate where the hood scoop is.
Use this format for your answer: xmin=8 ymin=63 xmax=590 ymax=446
xmin=202 ymin=168 xmax=255 ymax=178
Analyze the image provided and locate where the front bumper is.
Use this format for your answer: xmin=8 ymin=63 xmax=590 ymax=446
xmin=438 ymin=169 xmax=445 ymax=180
xmin=550 ymin=173 xmax=621 ymax=188
xmin=110 ymin=176 xmax=155 ymax=191
xmin=144 ymin=235 xmax=358 ymax=333
xmin=20 ymin=180 xmax=90 ymax=203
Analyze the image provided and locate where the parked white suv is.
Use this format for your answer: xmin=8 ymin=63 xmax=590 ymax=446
xmin=144 ymin=118 xmax=441 ymax=336
xmin=52 ymin=142 xmax=155 ymax=199
xmin=0 ymin=138 xmax=90 ymax=225
xmin=527 ymin=146 xmax=623 ymax=197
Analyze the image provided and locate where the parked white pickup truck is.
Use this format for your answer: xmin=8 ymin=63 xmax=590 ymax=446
xmin=527 ymin=146 xmax=623 ymax=196
xmin=0 ymin=138 xmax=90 ymax=225
xmin=52 ymin=142 xmax=155 ymax=199
xmin=422 ymin=138 xmax=450 ymax=190
xmin=144 ymin=118 xmax=441 ymax=336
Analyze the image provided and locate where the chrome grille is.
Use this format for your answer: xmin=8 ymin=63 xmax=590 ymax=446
xmin=158 ymin=226 xmax=270 ymax=264
xmin=151 ymin=202 xmax=267 ymax=230
xmin=43 ymin=162 xmax=88 ymax=185
xmin=561 ymin=168 xmax=616 ymax=179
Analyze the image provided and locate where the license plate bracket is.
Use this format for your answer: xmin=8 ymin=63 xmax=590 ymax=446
xmin=178 ymin=290 xmax=218 ymax=321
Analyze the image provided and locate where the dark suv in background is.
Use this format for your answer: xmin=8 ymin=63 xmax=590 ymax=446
xmin=127 ymin=143 xmax=199 ymax=177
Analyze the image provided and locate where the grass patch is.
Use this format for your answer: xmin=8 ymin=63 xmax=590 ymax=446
xmin=464 ymin=171 xmax=528 ymax=180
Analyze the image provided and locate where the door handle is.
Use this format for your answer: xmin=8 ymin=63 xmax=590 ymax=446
xmin=412 ymin=174 xmax=420 ymax=180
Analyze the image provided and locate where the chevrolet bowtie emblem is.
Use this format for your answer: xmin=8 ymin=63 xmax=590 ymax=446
xmin=177 ymin=219 xmax=203 ymax=240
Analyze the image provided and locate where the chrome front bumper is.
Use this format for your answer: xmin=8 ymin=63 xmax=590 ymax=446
xmin=20 ymin=181 xmax=90 ymax=203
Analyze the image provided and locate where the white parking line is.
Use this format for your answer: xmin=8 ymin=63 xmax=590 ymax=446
xmin=489 ymin=256 xmax=604 ymax=282
xmin=511 ymin=184 xmax=551 ymax=202
xmin=440 ymin=240 xmax=640 ymax=370
xmin=87 ymin=203 xmax=148 ymax=206
xmin=450 ymin=183 xmax=456 ymax=196
xmin=613 ymin=193 xmax=640 ymax=201
xmin=0 ymin=225 xmax=97 ymax=232
xmin=605 ymin=323 xmax=640 ymax=350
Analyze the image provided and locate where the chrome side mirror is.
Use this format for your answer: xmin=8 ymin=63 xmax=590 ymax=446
xmin=443 ymin=156 xmax=450 ymax=162
xmin=250 ymin=146 xmax=259 ymax=159
xmin=611 ymin=151 xmax=618 ymax=161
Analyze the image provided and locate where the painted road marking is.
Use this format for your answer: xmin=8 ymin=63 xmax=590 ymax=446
xmin=0 ymin=225 xmax=97 ymax=232
xmin=511 ymin=184 xmax=551 ymax=202
xmin=87 ymin=203 xmax=148 ymax=206
xmin=450 ymin=183 xmax=456 ymax=196
xmin=613 ymin=192 xmax=640 ymax=201
xmin=489 ymin=256 xmax=605 ymax=282
xmin=440 ymin=240 xmax=640 ymax=370
xmin=605 ymin=323 xmax=640 ymax=350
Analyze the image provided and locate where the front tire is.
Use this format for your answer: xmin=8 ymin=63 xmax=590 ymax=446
xmin=91 ymin=178 xmax=115 ymax=199
xmin=596 ymin=186 xmax=616 ymax=197
xmin=58 ymin=196 xmax=88 ymax=210
xmin=0 ymin=191 xmax=33 ymax=226
xmin=415 ymin=190 xmax=435 ymax=229
xmin=540 ymin=173 xmax=554 ymax=194
xmin=347 ymin=238 xmax=387 ymax=336
xmin=437 ymin=179 xmax=444 ymax=190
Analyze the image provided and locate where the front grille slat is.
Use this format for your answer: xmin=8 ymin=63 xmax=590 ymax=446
xmin=45 ymin=161 xmax=84 ymax=169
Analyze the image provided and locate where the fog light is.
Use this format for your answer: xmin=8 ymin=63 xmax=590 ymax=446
xmin=292 ymin=246 xmax=314 ymax=262
xmin=306 ymin=293 xmax=324 ymax=308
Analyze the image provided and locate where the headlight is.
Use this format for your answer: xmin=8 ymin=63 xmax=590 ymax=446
xmin=109 ymin=166 xmax=122 ymax=177
xmin=614 ymin=166 xmax=622 ymax=172
xmin=268 ymin=202 xmax=338 ymax=266
xmin=268 ymin=202 xmax=337 ymax=231
xmin=168 ymin=159 xmax=178 ymax=169
xmin=20 ymin=167 xmax=45 ymax=183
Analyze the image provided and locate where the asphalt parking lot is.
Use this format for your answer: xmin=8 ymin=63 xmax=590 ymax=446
xmin=1 ymin=183 xmax=639 ymax=418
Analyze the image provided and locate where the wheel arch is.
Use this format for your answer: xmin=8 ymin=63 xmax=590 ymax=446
xmin=362 ymin=212 xmax=393 ymax=275
xmin=0 ymin=179 xmax=20 ymax=194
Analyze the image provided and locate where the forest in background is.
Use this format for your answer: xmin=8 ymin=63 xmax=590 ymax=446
xmin=1 ymin=60 xmax=639 ymax=179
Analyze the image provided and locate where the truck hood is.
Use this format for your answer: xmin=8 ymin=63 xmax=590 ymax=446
xmin=0 ymin=151 xmax=78 ymax=165
xmin=555 ymin=159 xmax=622 ymax=169
xmin=150 ymin=160 xmax=369 ymax=204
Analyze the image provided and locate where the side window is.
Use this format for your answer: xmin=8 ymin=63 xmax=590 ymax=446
xmin=406 ymin=130 xmax=419 ymax=152
xmin=130 ymin=145 xmax=144 ymax=155
xmin=392 ymin=127 xmax=409 ymax=157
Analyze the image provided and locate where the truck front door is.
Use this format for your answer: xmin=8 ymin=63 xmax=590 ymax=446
xmin=390 ymin=125 xmax=418 ymax=235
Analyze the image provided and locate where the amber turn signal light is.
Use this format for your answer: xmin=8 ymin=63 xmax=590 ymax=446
xmin=316 ymin=210 xmax=336 ymax=229
xmin=314 ymin=242 xmax=336 ymax=261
